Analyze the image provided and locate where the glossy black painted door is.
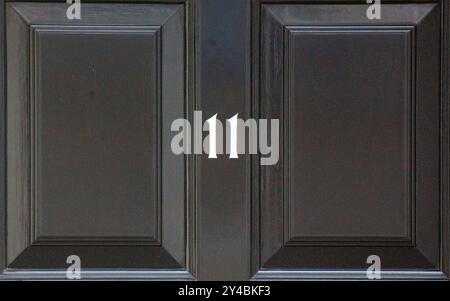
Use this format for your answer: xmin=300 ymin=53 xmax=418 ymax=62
xmin=0 ymin=0 xmax=449 ymax=280
xmin=252 ymin=2 xmax=446 ymax=280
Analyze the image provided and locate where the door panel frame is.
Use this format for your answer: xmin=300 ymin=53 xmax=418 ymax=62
xmin=0 ymin=0 xmax=197 ymax=280
xmin=250 ymin=0 xmax=450 ymax=280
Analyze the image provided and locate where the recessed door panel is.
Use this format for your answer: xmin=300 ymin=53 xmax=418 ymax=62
xmin=5 ymin=2 xmax=189 ymax=278
xmin=253 ymin=3 xmax=444 ymax=280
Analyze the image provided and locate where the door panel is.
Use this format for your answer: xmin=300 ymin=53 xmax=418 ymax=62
xmin=0 ymin=0 xmax=448 ymax=281
xmin=252 ymin=3 xmax=445 ymax=279
xmin=5 ymin=2 xmax=191 ymax=278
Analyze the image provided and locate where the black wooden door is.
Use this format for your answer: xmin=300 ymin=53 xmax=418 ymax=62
xmin=0 ymin=0 xmax=449 ymax=280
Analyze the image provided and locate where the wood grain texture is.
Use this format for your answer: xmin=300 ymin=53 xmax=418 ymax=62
xmin=4 ymin=1 xmax=193 ymax=278
xmin=6 ymin=3 xmax=31 ymax=268
xmin=195 ymin=0 xmax=251 ymax=281
xmin=0 ymin=0 xmax=449 ymax=281
xmin=252 ymin=1 xmax=445 ymax=280
xmin=0 ymin=0 xmax=5 ymax=274
xmin=284 ymin=27 xmax=414 ymax=245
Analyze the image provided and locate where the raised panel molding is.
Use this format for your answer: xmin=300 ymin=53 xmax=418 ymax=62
xmin=283 ymin=26 xmax=415 ymax=246
xmin=3 ymin=2 xmax=195 ymax=280
xmin=252 ymin=2 xmax=446 ymax=280
xmin=31 ymin=25 xmax=163 ymax=247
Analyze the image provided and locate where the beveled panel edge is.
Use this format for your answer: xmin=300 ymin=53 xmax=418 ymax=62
xmin=263 ymin=2 xmax=438 ymax=26
xmin=7 ymin=2 xmax=184 ymax=26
